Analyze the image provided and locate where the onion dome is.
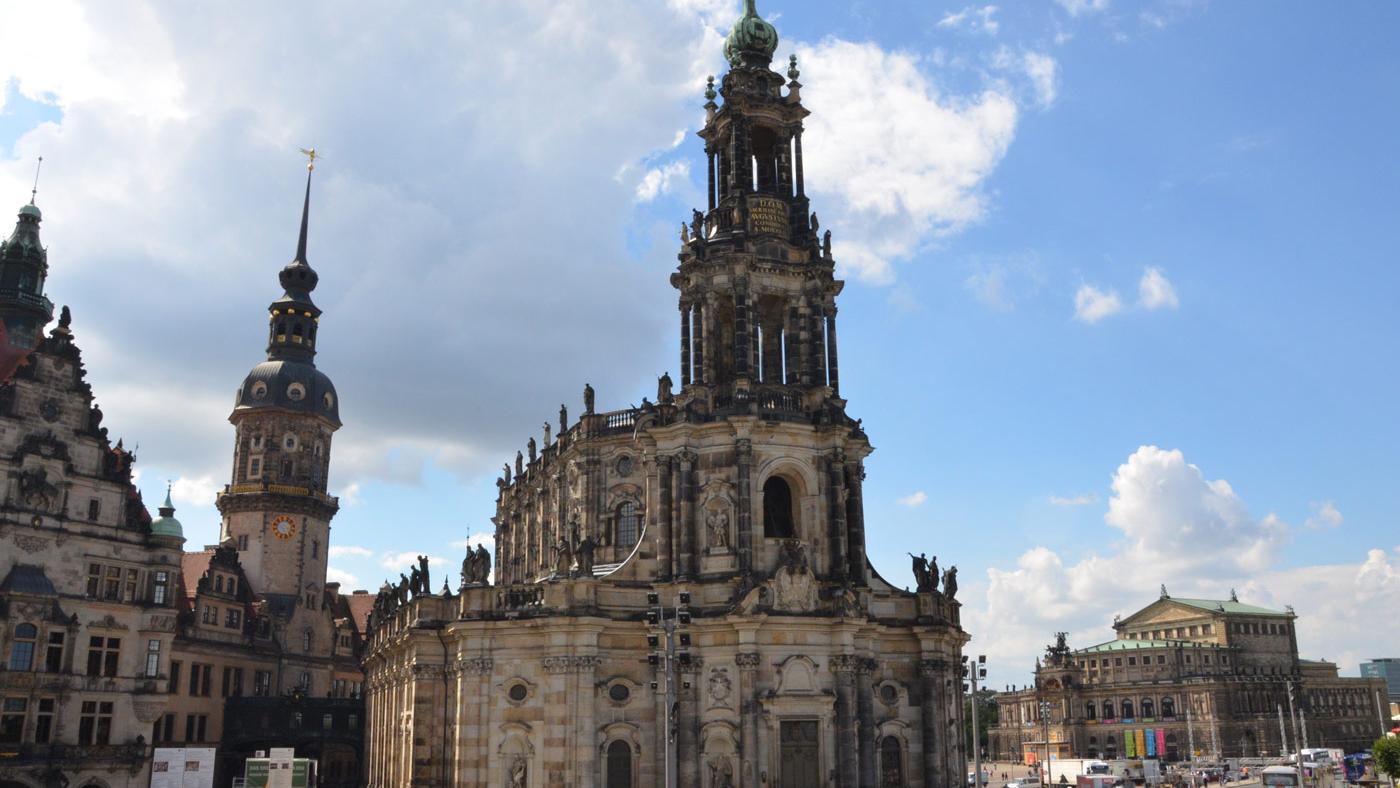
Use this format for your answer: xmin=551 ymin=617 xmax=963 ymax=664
xmin=724 ymin=0 xmax=779 ymax=68
xmin=150 ymin=485 xmax=185 ymax=539
xmin=0 ymin=200 xmax=54 ymax=360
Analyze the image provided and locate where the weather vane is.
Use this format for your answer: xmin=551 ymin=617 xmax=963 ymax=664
xmin=30 ymin=156 xmax=42 ymax=204
xmin=299 ymin=147 xmax=319 ymax=172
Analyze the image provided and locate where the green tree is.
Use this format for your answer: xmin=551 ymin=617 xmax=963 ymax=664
xmin=1374 ymin=737 xmax=1400 ymax=783
xmin=965 ymin=689 xmax=1000 ymax=757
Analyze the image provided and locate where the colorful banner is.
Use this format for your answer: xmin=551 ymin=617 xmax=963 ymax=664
xmin=1156 ymin=729 xmax=1167 ymax=757
xmin=1125 ymin=730 xmax=1136 ymax=757
xmin=1145 ymin=728 xmax=1156 ymax=757
xmin=1135 ymin=730 xmax=1147 ymax=758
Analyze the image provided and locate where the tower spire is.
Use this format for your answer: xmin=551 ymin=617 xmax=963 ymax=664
xmin=30 ymin=156 xmax=42 ymax=205
xmin=295 ymin=147 xmax=317 ymax=264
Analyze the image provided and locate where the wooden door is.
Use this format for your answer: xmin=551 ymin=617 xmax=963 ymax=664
xmin=779 ymin=720 xmax=820 ymax=788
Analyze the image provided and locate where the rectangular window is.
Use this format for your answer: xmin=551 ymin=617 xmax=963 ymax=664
xmin=124 ymin=567 xmax=140 ymax=602
xmin=237 ymin=534 xmax=249 ymax=550
xmin=199 ymin=663 xmax=212 ymax=696
xmin=254 ymin=670 xmax=272 ymax=697
xmin=86 ymin=636 xmax=120 ymax=677
xmin=1157 ymin=655 xmax=1166 ymax=665
xmin=88 ymin=498 xmax=101 ymax=520
xmin=184 ymin=713 xmax=196 ymax=743
xmin=103 ymin=566 xmax=121 ymax=600
xmin=86 ymin=563 xmax=101 ymax=597
xmin=79 ymin=700 xmax=113 ymax=745
xmin=42 ymin=632 xmax=63 ymax=674
xmin=300 ymin=672 xmax=311 ymax=691
xmin=348 ymin=713 xmax=358 ymax=730
xmin=201 ymin=606 xmax=217 ymax=625
xmin=154 ymin=712 xmax=175 ymax=744
xmin=249 ymin=456 xmax=262 ymax=477
xmin=33 ymin=698 xmax=54 ymax=743
xmin=196 ymin=714 xmax=207 ymax=742
xmin=311 ymin=539 xmax=319 ymax=559
xmin=0 ymin=698 xmax=25 ymax=744
xmin=189 ymin=662 xmax=201 ymax=695
xmin=1128 ymin=657 xmax=1137 ymax=666
xmin=225 ymin=608 xmax=242 ymax=630
xmin=1115 ymin=658 xmax=1123 ymax=667
xmin=322 ymin=713 xmax=334 ymax=730
xmin=145 ymin=639 xmax=161 ymax=677
xmin=169 ymin=661 xmax=182 ymax=694
xmin=153 ymin=571 xmax=169 ymax=605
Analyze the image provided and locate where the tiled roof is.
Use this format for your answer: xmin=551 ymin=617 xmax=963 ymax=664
xmin=345 ymin=591 xmax=375 ymax=634
xmin=1168 ymin=597 xmax=1288 ymax=617
xmin=181 ymin=551 xmax=214 ymax=599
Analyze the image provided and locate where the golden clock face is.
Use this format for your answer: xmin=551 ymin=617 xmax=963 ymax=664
xmin=271 ymin=515 xmax=298 ymax=540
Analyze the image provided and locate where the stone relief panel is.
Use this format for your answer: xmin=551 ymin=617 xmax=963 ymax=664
xmin=701 ymin=720 xmax=739 ymax=788
xmin=775 ymin=655 xmax=818 ymax=695
xmin=706 ymin=666 xmax=733 ymax=709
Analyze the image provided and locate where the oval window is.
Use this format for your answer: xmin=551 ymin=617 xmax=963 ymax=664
xmin=608 ymin=683 xmax=631 ymax=703
xmin=507 ymin=683 xmax=528 ymax=702
xmin=323 ymin=392 xmax=335 ymax=410
xmin=287 ymin=383 xmax=306 ymax=402
xmin=251 ymin=382 xmax=268 ymax=400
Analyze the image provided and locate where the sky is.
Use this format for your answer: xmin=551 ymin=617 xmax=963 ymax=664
xmin=2 ymin=0 xmax=1397 ymax=690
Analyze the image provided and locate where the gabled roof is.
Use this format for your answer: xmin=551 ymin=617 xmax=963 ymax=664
xmin=345 ymin=591 xmax=374 ymax=634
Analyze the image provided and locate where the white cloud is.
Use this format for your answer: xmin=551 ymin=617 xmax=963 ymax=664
xmin=897 ymin=491 xmax=928 ymax=507
xmin=1138 ymin=266 xmax=1179 ymax=310
xmin=451 ymin=533 xmax=496 ymax=551
xmin=1048 ymin=493 xmax=1097 ymax=506
xmin=1055 ymin=0 xmax=1110 ymax=17
xmin=938 ymin=6 xmax=1000 ymax=35
xmin=1304 ymin=500 xmax=1343 ymax=530
xmin=1022 ymin=52 xmax=1058 ymax=108
xmin=326 ymin=567 xmax=360 ymax=587
xmin=963 ymin=253 xmax=1045 ymax=310
xmin=335 ymin=482 xmax=362 ymax=507
xmin=1073 ymin=283 xmax=1123 ymax=323
xmin=797 ymin=39 xmax=1019 ymax=283
xmin=635 ymin=159 xmax=690 ymax=201
xmin=170 ymin=474 xmax=218 ymax=507
xmin=329 ymin=545 xmax=373 ymax=559
xmin=379 ymin=551 xmax=447 ymax=571
xmin=968 ymin=446 xmax=1297 ymax=683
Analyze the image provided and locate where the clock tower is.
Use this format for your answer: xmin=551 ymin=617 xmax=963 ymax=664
xmin=217 ymin=162 xmax=341 ymax=620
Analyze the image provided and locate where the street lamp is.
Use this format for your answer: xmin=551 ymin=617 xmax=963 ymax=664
xmin=964 ymin=655 xmax=988 ymax=788
xmin=1039 ymin=699 xmax=1053 ymax=786
xmin=648 ymin=591 xmax=691 ymax=788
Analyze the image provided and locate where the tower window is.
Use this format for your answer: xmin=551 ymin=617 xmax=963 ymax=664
xmin=251 ymin=434 xmax=264 ymax=450
xmin=762 ymin=477 xmax=795 ymax=538
xmin=8 ymin=624 xmax=37 ymax=671
xmin=281 ymin=460 xmax=293 ymax=480
xmin=284 ymin=433 xmax=298 ymax=450
xmin=249 ymin=456 xmax=262 ymax=478
xmin=616 ymin=501 xmax=641 ymax=547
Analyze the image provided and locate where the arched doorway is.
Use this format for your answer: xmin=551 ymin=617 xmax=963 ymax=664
xmin=880 ymin=736 xmax=904 ymax=786
xmin=762 ymin=477 xmax=795 ymax=538
xmin=606 ymin=739 xmax=633 ymax=788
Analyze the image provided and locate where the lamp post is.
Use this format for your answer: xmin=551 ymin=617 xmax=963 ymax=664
xmin=647 ymin=591 xmax=691 ymax=788
xmin=1040 ymin=699 xmax=1053 ymax=786
xmin=965 ymin=655 xmax=988 ymax=788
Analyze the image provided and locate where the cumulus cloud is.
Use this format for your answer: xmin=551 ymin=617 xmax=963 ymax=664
xmin=170 ymin=474 xmax=218 ymax=507
xmin=938 ymin=6 xmax=1000 ymax=35
xmin=797 ymin=39 xmax=1019 ymax=283
xmin=897 ymin=491 xmax=928 ymax=507
xmin=1073 ymin=284 xmax=1123 ymax=323
xmin=1048 ymin=493 xmax=1097 ymax=506
xmin=969 ymin=446 xmax=1297 ymax=683
xmin=325 ymin=567 xmax=359 ymax=587
xmin=1022 ymin=52 xmax=1059 ymax=107
xmin=1304 ymin=500 xmax=1343 ymax=530
xmin=329 ymin=545 xmax=373 ymax=559
xmin=635 ymin=160 xmax=691 ymax=201
xmin=1138 ymin=266 xmax=1179 ymax=310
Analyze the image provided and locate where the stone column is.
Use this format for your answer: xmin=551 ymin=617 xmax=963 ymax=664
xmin=832 ymin=656 xmax=859 ymax=788
xmin=707 ymin=147 xmax=717 ymax=211
xmin=736 ymin=439 xmax=754 ymax=578
xmin=921 ymin=659 xmax=945 ymax=788
xmin=826 ymin=450 xmax=848 ymax=580
xmin=542 ymin=657 xmax=572 ymax=785
xmin=777 ymin=131 xmax=793 ymax=197
xmin=698 ymin=297 xmax=712 ymax=385
xmin=735 ymin=282 xmax=752 ymax=380
xmin=797 ymin=298 xmax=813 ymax=386
xmin=737 ymin=653 xmax=761 ymax=788
xmin=794 ymin=127 xmax=805 ymax=197
xmin=813 ymin=304 xmax=827 ymax=387
xmin=844 ymin=462 xmax=867 ymax=585
xmin=826 ymin=307 xmax=840 ymax=395
xmin=784 ymin=303 xmax=799 ymax=385
xmin=577 ymin=657 xmax=601 ymax=788
xmin=680 ymin=303 xmax=692 ymax=388
xmin=679 ymin=656 xmax=703 ymax=788
xmin=858 ymin=658 xmax=878 ymax=788
xmin=658 ymin=455 xmax=674 ymax=581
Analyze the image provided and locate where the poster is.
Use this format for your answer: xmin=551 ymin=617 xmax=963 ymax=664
xmin=182 ymin=747 xmax=216 ymax=788
xmin=152 ymin=748 xmax=184 ymax=788
xmin=269 ymin=747 xmax=295 ymax=788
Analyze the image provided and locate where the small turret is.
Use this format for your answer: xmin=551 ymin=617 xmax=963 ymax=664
xmin=150 ymin=484 xmax=185 ymax=540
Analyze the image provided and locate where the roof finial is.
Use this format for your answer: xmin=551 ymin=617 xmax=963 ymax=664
xmin=29 ymin=156 xmax=42 ymax=205
xmin=294 ymin=148 xmax=316 ymax=264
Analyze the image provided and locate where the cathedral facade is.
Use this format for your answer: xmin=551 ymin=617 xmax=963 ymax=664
xmin=362 ymin=5 xmax=971 ymax=788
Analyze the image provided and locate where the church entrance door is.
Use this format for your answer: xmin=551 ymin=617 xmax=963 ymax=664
xmin=779 ymin=720 xmax=820 ymax=788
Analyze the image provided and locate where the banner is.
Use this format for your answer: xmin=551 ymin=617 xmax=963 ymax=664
xmin=1125 ymin=730 xmax=1136 ymax=758
xmin=1156 ymin=729 xmax=1167 ymax=757
xmin=1135 ymin=730 xmax=1146 ymax=759
xmin=1146 ymin=728 xmax=1156 ymax=757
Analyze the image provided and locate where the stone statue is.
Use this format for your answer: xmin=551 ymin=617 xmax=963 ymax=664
xmin=692 ymin=208 xmax=705 ymax=240
xmin=658 ymin=371 xmax=673 ymax=404
xmin=576 ymin=535 xmax=597 ymax=576
xmin=943 ymin=565 xmax=959 ymax=600
xmin=810 ymin=211 xmax=819 ymax=233
xmin=559 ymin=403 xmax=568 ymax=435
xmin=527 ymin=437 xmax=537 ymax=463
xmin=583 ymin=382 xmax=595 ymax=415
xmin=706 ymin=509 xmax=730 ymax=549
xmin=508 ymin=756 xmax=527 ymax=788
xmin=822 ymin=229 xmax=832 ymax=257
xmin=502 ymin=463 xmax=512 ymax=486
xmin=709 ymin=756 xmax=735 ymax=788
xmin=680 ymin=222 xmax=690 ymax=244
xmin=1160 ymin=583 xmax=1169 ymax=599
xmin=461 ymin=545 xmax=492 ymax=586
xmin=543 ymin=421 xmax=551 ymax=445
xmin=408 ymin=565 xmax=422 ymax=596
xmin=515 ymin=451 xmax=524 ymax=477
xmin=59 ymin=305 xmax=72 ymax=329
xmin=476 ymin=545 xmax=492 ymax=584
xmin=908 ymin=552 xmax=937 ymax=593
xmin=554 ymin=538 xmax=573 ymax=576
xmin=418 ymin=555 xmax=431 ymax=593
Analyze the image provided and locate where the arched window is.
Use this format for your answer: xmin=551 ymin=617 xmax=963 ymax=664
xmin=1102 ymin=701 xmax=1114 ymax=719
xmin=1085 ymin=702 xmax=1096 ymax=720
xmin=1141 ymin=698 xmax=1154 ymax=718
xmin=1161 ymin=697 xmax=1175 ymax=718
xmin=762 ymin=477 xmax=795 ymax=538
xmin=8 ymin=624 xmax=37 ymax=671
xmin=880 ymin=736 xmax=904 ymax=786
xmin=1121 ymin=700 xmax=1134 ymax=719
xmin=1088 ymin=736 xmax=1099 ymax=759
xmin=606 ymin=739 xmax=633 ymax=788
xmin=616 ymin=502 xmax=641 ymax=548
xmin=215 ymin=575 xmax=224 ymax=593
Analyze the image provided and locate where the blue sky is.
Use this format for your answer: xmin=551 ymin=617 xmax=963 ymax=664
xmin=1 ymin=1 xmax=1396 ymax=687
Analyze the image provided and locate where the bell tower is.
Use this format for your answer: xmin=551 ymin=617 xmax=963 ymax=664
xmin=217 ymin=156 xmax=341 ymax=612
xmin=676 ymin=0 xmax=844 ymax=407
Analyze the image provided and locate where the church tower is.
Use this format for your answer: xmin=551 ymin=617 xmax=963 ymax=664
xmin=217 ymin=161 xmax=341 ymax=623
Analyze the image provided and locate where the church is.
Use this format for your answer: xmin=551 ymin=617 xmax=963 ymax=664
xmin=362 ymin=3 xmax=972 ymax=787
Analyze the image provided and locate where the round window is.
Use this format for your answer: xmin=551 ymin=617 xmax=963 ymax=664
xmin=879 ymin=684 xmax=899 ymax=706
xmin=287 ymin=383 xmax=306 ymax=402
xmin=251 ymin=382 xmax=268 ymax=400
xmin=507 ymin=683 xmax=528 ymax=702
xmin=323 ymin=392 xmax=335 ymax=410
xmin=615 ymin=455 xmax=634 ymax=477
xmin=608 ymin=683 xmax=631 ymax=703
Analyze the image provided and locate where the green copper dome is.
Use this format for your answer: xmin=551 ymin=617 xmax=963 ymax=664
xmin=150 ymin=487 xmax=185 ymax=539
xmin=724 ymin=0 xmax=779 ymax=68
